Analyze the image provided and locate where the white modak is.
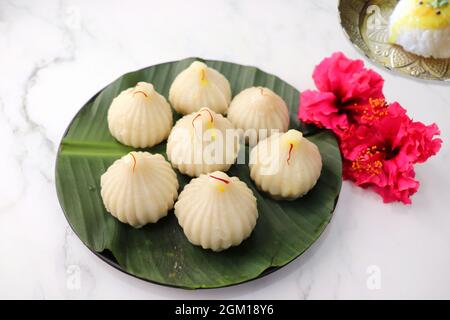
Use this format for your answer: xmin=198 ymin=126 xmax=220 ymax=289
xmin=100 ymin=151 xmax=179 ymax=228
xmin=166 ymin=107 xmax=239 ymax=177
xmin=227 ymin=87 xmax=290 ymax=143
xmin=169 ymin=61 xmax=232 ymax=115
xmin=175 ymin=171 xmax=258 ymax=251
xmin=249 ymin=129 xmax=322 ymax=200
xmin=107 ymin=82 xmax=173 ymax=148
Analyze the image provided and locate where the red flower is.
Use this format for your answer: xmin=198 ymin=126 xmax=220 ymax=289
xmin=405 ymin=121 xmax=442 ymax=164
xmin=298 ymin=52 xmax=442 ymax=204
xmin=299 ymin=52 xmax=384 ymax=132
xmin=341 ymin=102 xmax=441 ymax=204
xmin=371 ymin=168 xmax=419 ymax=205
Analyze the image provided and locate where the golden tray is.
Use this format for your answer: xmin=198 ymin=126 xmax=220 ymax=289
xmin=339 ymin=0 xmax=450 ymax=82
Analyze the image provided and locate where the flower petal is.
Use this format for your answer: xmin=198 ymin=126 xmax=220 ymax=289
xmin=298 ymin=90 xmax=349 ymax=131
xmin=312 ymin=52 xmax=384 ymax=105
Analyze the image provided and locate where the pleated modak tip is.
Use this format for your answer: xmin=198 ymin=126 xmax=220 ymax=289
xmin=100 ymin=151 xmax=179 ymax=228
xmin=228 ymin=87 xmax=290 ymax=143
xmin=175 ymin=171 xmax=258 ymax=252
xmin=107 ymin=82 xmax=173 ymax=148
xmin=166 ymin=107 xmax=240 ymax=177
xmin=169 ymin=61 xmax=232 ymax=115
xmin=249 ymin=129 xmax=322 ymax=200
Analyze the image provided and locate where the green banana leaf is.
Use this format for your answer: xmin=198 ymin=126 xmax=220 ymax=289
xmin=55 ymin=58 xmax=342 ymax=289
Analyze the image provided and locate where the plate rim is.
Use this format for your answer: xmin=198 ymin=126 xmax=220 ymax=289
xmin=54 ymin=57 xmax=342 ymax=290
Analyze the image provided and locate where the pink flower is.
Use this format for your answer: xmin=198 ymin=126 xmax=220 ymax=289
xmin=371 ymin=168 xmax=419 ymax=205
xmin=298 ymin=52 xmax=442 ymax=204
xmin=341 ymin=102 xmax=441 ymax=204
xmin=299 ymin=52 xmax=384 ymax=132
xmin=405 ymin=121 xmax=442 ymax=164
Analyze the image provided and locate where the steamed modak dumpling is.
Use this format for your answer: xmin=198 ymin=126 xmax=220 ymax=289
xmin=166 ymin=107 xmax=239 ymax=177
xmin=175 ymin=171 xmax=258 ymax=251
xmin=249 ymin=129 xmax=322 ymax=200
xmin=227 ymin=87 xmax=289 ymax=143
xmin=108 ymin=82 xmax=173 ymax=148
xmin=100 ymin=151 xmax=179 ymax=228
xmin=169 ymin=61 xmax=231 ymax=115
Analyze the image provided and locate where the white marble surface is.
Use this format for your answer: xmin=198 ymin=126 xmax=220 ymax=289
xmin=0 ymin=0 xmax=449 ymax=299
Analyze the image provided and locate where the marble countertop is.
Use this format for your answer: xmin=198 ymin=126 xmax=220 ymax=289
xmin=1 ymin=0 xmax=449 ymax=299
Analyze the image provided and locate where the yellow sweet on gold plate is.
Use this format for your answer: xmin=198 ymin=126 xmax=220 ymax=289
xmin=339 ymin=0 xmax=450 ymax=81
xmin=389 ymin=0 xmax=450 ymax=59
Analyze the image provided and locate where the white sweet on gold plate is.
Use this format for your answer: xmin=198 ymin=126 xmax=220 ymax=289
xmin=166 ymin=107 xmax=239 ymax=177
xmin=169 ymin=61 xmax=231 ymax=115
xmin=108 ymin=82 xmax=173 ymax=148
xmin=249 ymin=129 xmax=322 ymax=200
xmin=175 ymin=171 xmax=258 ymax=251
xmin=228 ymin=87 xmax=289 ymax=142
xmin=100 ymin=151 xmax=179 ymax=228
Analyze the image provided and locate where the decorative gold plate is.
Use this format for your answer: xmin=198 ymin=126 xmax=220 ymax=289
xmin=339 ymin=0 xmax=450 ymax=82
